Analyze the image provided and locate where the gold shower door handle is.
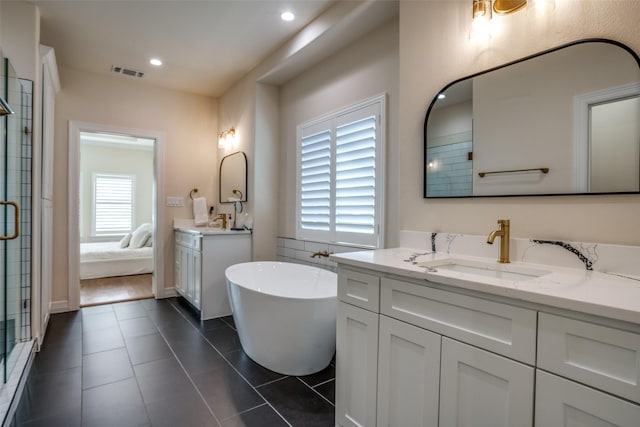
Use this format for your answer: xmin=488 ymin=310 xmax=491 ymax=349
xmin=0 ymin=201 xmax=20 ymax=240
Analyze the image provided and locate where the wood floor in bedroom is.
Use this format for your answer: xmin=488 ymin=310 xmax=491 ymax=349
xmin=80 ymin=274 xmax=153 ymax=307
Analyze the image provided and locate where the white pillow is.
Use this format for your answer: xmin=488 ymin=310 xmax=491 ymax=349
xmin=130 ymin=223 xmax=152 ymax=249
xmin=119 ymin=232 xmax=132 ymax=248
xmin=144 ymin=231 xmax=153 ymax=247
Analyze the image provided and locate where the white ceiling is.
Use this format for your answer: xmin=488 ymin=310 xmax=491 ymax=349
xmin=34 ymin=0 xmax=340 ymax=97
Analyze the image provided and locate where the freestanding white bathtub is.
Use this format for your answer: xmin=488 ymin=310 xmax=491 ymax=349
xmin=225 ymin=261 xmax=337 ymax=376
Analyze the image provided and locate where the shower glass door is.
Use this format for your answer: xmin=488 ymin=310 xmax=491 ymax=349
xmin=1 ymin=55 xmax=26 ymax=384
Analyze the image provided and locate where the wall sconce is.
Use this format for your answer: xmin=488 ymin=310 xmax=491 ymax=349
xmin=471 ymin=0 xmax=551 ymax=40
xmin=0 ymin=96 xmax=15 ymax=117
xmin=218 ymin=127 xmax=236 ymax=150
xmin=492 ymin=0 xmax=527 ymax=15
xmin=470 ymin=0 xmax=493 ymax=40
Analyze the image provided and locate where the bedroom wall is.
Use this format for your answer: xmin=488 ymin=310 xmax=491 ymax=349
xmin=52 ymin=66 xmax=217 ymax=305
xmin=79 ymin=144 xmax=154 ymax=242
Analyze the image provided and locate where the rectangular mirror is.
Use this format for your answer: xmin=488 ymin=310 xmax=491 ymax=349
xmin=219 ymin=151 xmax=247 ymax=203
xmin=424 ymin=39 xmax=640 ymax=198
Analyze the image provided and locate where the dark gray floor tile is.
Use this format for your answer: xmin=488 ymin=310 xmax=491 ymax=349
xmin=119 ymin=316 xmax=157 ymax=338
xmin=220 ymin=404 xmax=289 ymax=427
xmin=30 ymin=339 xmax=82 ymax=375
xmin=82 ymin=310 xmax=118 ymax=332
xmin=113 ymin=300 xmax=148 ymax=320
xmin=82 ymin=347 xmax=134 ymax=389
xmin=81 ymin=304 xmax=114 ymax=316
xmin=192 ymin=365 xmax=265 ymax=420
xmin=171 ymin=341 xmax=228 ymax=376
xmin=82 ymin=377 xmax=150 ymax=427
xmin=14 ymin=367 xmax=81 ymax=423
xmin=203 ymin=325 xmax=242 ymax=353
xmin=224 ymin=349 xmax=285 ymax=387
xmin=159 ymin=322 xmax=203 ymax=347
xmin=41 ymin=320 xmax=82 ymax=348
xmin=82 ymin=326 xmax=124 ymax=354
xmin=134 ymin=357 xmax=199 ymax=404
xmin=200 ymin=317 xmax=227 ymax=331
xmin=258 ymin=377 xmax=334 ymax=427
xmin=298 ymin=362 xmax=335 ymax=387
xmin=221 ymin=315 xmax=236 ymax=330
xmin=145 ymin=396 xmax=219 ymax=427
xmin=16 ymin=410 xmax=81 ymax=427
xmin=125 ymin=332 xmax=173 ymax=365
xmin=146 ymin=306 xmax=186 ymax=329
xmin=314 ymin=379 xmax=335 ymax=405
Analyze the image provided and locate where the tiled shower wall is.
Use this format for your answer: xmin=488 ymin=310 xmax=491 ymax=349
xmin=426 ymin=140 xmax=473 ymax=197
xmin=276 ymin=237 xmax=371 ymax=272
xmin=19 ymin=79 xmax=32 ymax=341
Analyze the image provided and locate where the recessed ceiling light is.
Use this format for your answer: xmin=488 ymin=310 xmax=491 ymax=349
xmin=281 ymin=11 xmax=295 ymax=21
xmin=149 ymin=58 xmax=163 ymax=66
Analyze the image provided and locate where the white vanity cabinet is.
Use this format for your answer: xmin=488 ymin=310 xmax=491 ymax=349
xmin=335 ymin=262 xmax=640 ymax=427
xmin=336 ymin=266 xmax=537 ymax=427
xmin=174 ymin=230 xmax=251 ymax=320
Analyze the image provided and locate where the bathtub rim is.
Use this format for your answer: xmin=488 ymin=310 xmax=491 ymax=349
xmin=225 ymin=261 xmax=337 ymax=300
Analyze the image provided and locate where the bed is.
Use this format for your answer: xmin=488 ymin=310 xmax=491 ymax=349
xmin=80 ymin=241 xmax=153 ymax=280
xmin=80 ymin=223 xmax=154 ymax=280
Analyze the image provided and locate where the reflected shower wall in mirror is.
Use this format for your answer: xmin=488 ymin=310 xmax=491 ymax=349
xmin=424 ymin=39 xmax=640 ymax=198
xmin=219 ymin=151 xmax=247 ymax=203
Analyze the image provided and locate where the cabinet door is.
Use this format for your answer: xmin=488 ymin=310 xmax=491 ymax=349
xmin=336 ymin=302 xmax=379 ymax=427
xmin=439 ymin=338 xmax=534 ymax=427
xmin=174 ymin=245 xmax=184 ymax=295
xmin=377 ymin=315 xmax=440 ymax=427
xmin=536 ymin=370 xmax=640 ymax=427
xmin=191 ymin=250 xmax=202 ymax=308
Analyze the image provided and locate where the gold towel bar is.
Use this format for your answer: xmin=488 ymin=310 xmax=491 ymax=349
xmin=478 ymin=167 xmax=549 ymax=178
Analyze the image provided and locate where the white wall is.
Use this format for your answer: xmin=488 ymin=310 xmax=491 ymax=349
xmin=399 ymin=0 xmax=640 ymax=245
xmin=279 ymin=18 xmax=400 ymax=246
xmin=53 ymin=66 xmax=217 ymax=302
xmin=80 ymin=144 xmax=154 ymax=241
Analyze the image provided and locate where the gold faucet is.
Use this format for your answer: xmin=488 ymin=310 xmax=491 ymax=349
xmin=487 ymin=219 xmax=510 ymax=263
xmin=214 ymin=214 xmax=227 ymax=229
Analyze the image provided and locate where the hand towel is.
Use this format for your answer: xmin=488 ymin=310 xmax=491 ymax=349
xmin=193 ymin=197 xmax=208 ymax=226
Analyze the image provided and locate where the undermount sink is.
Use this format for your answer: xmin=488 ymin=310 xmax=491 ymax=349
xmin=417 ymin=258 xmax=551 ymax=282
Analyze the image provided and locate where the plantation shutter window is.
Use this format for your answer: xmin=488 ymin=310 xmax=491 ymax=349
xmin=296 ymin=95 xmax=385 ymax=248
xmin=300 ymin=125 xmax=332 ymax=233
xmin=93 ymin=173 xmax=135 ymax=236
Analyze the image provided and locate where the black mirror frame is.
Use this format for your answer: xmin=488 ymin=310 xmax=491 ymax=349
xmin=219 ymin=151 xmax=248 ymax=204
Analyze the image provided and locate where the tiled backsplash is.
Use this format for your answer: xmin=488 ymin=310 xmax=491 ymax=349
xmin=276 ymin=237 xmax=371 ymax=272
xmin=399 ymin=230 xmax=640 ymax=278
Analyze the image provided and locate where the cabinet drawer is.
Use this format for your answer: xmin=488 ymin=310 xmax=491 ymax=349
xmin=175 ymin=231 xmax=201 ymax=251
xmin=338 ymin=268 xmax=380 ymax=312
xmin=380 ymin=278 xmax=537 ymax=364
xmin=538 ymin=312 xmax=640 ymax=404
xmin=536 ymin=370 xmax=640 ymax=426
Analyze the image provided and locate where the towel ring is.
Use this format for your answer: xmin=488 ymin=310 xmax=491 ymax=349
xmin=232 ymin=189 xmax=243 ymax=200
xmin=189 ymin=188 xmax=199 ymax=200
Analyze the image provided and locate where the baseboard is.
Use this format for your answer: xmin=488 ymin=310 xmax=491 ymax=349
xmin=163 ymin=287 xmax=178 ymax=298
xmin=50 ymin=300 xmax=69 ymax=313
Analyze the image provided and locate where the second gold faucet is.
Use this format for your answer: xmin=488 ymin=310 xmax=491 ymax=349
xmin=487 ymin=219 xmax=510 ymax=263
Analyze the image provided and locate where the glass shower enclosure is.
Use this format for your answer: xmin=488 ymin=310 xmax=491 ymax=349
xmin=0 ymin=50 xmax=32 ymax=391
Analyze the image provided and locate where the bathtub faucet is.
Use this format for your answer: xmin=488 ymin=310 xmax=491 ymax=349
xmin=310 ymin=250 xmax=333 ymax=259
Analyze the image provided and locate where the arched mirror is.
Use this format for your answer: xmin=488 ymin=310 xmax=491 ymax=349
xmin=219 ymin=151 xmax=247 ymax=203
xmin=424 ymin=39 xmax=640 ymax=198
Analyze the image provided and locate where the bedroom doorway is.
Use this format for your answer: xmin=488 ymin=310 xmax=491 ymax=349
xmin=78 ymin=132 xmax=155 ymax=306
xmin=68 ymin=121 xmax=166 ymax=311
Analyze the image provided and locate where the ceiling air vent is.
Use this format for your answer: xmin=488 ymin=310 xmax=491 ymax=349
xmin=111 ymin=65 xmax=145 ymax=78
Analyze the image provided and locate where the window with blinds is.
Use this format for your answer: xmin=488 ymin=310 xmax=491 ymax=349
xmin=93 ymin=173 xmax=135 ymax=236
xmin=297 ymin=95 xmax=385 ymax=248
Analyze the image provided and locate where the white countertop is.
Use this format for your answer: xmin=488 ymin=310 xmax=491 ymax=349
xmin=175 ymin=227 xmax=251 ymax=236
xmin=331 ymin=248 xmax=640 ymax=325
